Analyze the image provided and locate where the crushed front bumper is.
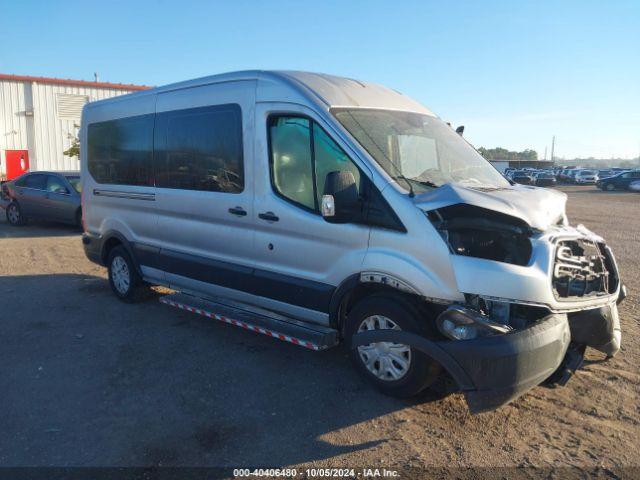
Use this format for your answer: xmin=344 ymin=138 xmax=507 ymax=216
xmin=352 ymin=295 xmax=624 ymax=413
xmin=352 ymin=313 xmax=571 ymax=413
xmin=440 ymin=313 xmax=570 ymax=412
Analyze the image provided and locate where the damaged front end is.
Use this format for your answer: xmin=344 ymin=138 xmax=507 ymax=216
xmin=403 ymin=183 xmax=626 ymax=411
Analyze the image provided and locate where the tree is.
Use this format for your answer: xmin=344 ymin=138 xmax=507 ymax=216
xmin=478 ymin=147 xmax=538 ymax=161
xmin=63 ymin=137 xmax=80 ymax=158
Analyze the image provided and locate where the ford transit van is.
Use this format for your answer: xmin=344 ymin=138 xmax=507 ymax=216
xmin=80 ymin=71 xmax=625 ymax=412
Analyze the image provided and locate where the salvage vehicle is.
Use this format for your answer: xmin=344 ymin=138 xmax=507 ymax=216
xmin=509 ymin=171 xmax=533 ymax=185
xmin=574 ymin=169 xmax=598 ymax=185
xmin=597 ymin=170 xmax=640 ymax=191
xmin=3 ymin=171 xmax=82 ymax=227
xmin=531 ymin=171 xmax=557 ymax=187
xmin=80 ymin=71 xmax=625 ymax=412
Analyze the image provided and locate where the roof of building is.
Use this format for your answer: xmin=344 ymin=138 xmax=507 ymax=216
xmin=0 ymin=73 xmax=150 ymax=91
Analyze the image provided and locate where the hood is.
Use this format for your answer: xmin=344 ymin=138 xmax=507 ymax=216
xmin=414 ymin=182 xmax=567 ymax=231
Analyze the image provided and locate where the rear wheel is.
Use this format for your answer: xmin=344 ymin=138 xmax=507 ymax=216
xmin=345 ymin=294 xmax=441 ymax=398
xmin=6 ymin=202 xmax=25 ymax=226
xmin=107 ymin=246 xmax=146 ymax=302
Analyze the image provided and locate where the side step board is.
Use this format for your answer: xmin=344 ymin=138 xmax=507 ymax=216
xmin=160 ymin=292 xmax=339 ymax=351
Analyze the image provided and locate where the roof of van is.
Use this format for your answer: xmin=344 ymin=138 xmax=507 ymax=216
xmin=84 ymin=70 xmax=435 ymax=116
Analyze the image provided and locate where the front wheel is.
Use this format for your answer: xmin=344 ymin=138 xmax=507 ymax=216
xmin=107 ymin=246 xmax=146 ymax=302
xmin=6 ymin=202 xmax=26 ymax=226
xmin=345 ymin=294 xmax=441 ymax=398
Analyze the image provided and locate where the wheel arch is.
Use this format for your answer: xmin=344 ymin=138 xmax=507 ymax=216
xmin=329 ymin=272 xmax=447 ymax=334
xmin=100 ymin=230 xmax=142 ymax=276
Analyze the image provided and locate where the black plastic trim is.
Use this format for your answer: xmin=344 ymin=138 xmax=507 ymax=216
xmin=158 ymin=247 xmax=335 ymax=313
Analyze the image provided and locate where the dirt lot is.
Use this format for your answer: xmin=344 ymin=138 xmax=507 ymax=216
xmin=0 ymin=186 xmax=638 ymax=474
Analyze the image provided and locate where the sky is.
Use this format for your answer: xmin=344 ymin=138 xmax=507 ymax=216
xmin=1 ymin=0 xmax=638 ymax=159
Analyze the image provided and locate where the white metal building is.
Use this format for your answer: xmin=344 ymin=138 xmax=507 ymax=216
xmin=0 ymin=73 xmax=148 ymax=179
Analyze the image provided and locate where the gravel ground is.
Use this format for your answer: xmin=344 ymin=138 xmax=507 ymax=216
xmin=0 ymin=185 xmax=638 ymax=475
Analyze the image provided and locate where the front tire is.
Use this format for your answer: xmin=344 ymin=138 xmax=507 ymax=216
xmin=345 ymin=294 xmax=441 ymax=398
xmin=606 ymin=183 xmax=616 ymax=191
xmin=107 ymin=246 xmax=145 ymax=302
xmin=6 ymin=202 xmax=25 ymax=226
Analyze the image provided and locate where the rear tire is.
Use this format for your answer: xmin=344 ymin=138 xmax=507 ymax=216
xmin=6 ymin=202 xmax=25 ymax=226
xmin=345 ymin=294 xmax=441 ymax=398
xmin=107 ymin=246 xmax=146 ymax=303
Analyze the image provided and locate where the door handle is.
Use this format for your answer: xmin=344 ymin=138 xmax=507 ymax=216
xmin=258 ymin=212 xmax=279 ymax=222
xmin=228 ymin=206 xmax=247 ymax=217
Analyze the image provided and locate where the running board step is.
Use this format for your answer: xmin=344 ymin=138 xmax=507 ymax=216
xmin=160 ymin=293 xmax=339 ymax=351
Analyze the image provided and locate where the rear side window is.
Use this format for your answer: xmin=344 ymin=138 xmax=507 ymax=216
xmin=21 ymin=174 xmax=47 ymax=190
xmin=87 ymin=114 xmax=154 ymax=186
xmin=155 ymin=104 xmax=244 ymax=193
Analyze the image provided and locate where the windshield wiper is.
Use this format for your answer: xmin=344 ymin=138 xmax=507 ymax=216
xmin=411 ymin=178 xmax=440 ymax=189
xmin=390 ymin=174 xmax=416 ymax=197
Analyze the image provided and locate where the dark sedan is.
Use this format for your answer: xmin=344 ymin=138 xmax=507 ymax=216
xmin=510 ymin=172 xmax=533 ymax=185
xmin=597 ymin=170 xmax=640 ymax=191
xmin=533 ymin=172 xmax=557 ymax=187
xmin=3 ymin=171 xmax=82 ymax=227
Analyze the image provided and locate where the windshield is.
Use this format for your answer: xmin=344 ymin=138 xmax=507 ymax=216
xmin=332 ymin=108 xmax=509 ymax=193
xmin=580 ymin=170 xmax=596 ymax=176
xmin=66 ymin=176 xmax=81 ymax=193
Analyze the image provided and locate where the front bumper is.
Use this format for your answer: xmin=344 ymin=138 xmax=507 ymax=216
xmin=351 ymin=313 xmax=570 ymax=413
xmin=440 ymin=313 xmax=571 ymax=412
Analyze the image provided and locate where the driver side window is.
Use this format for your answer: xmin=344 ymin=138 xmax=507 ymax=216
xmin=268 ymin=115 xmax=361 ymax=212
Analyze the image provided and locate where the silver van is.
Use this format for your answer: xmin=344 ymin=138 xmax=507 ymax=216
xmin=80 ymin=71 xmax=625 ymax=412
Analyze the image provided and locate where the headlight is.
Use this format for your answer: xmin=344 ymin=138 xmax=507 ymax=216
xmin=436 ymin=305 xmax=512 ymax=340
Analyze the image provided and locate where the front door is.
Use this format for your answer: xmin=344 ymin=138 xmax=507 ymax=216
xmin=6 ymin=150 xmax=29 ymax=180
xmin=250 ymin=104 xmax=372 ymax=323
xmin=44 ymin=174 xmax=77 ymax=222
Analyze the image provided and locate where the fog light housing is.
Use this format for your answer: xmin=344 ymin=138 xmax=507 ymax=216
xmin=436 ymin=305 xmax=512 ymax=340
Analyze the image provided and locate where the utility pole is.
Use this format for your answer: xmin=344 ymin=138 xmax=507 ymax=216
xmin=550 ymin=136 xmax=555 ymax=164
xmin=544 ymin=146 xmax=547 ymax=161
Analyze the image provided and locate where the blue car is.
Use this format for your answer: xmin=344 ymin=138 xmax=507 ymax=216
xmin=597 ymin=170 xmax=640 ymax=191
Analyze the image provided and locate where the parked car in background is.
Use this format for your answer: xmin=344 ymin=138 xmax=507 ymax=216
xmin=509 ymin=171 xmax=533 ymax=185
xmin=574 ymin=170 xmax=598 ymax=185
xmin=598 ymin=169 xmax=614 ymax=180
xmin=597 ymin=170 xmax=640 ymax=191
xmin=558 ymin=168 xmax=576 ymax=183
xmin=3 ymin=171 xmax=82 ymax=227
xmin=532 ymin=172 xmax=557 ymax=187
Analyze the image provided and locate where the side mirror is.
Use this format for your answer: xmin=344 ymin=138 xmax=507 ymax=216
xmin=55 ymin=187 xmax=69 ymax=194
xmin=455 ymin=125 xmax=465 ymax=136
xmin=321 ymin=171 xmax=359 ymax=223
